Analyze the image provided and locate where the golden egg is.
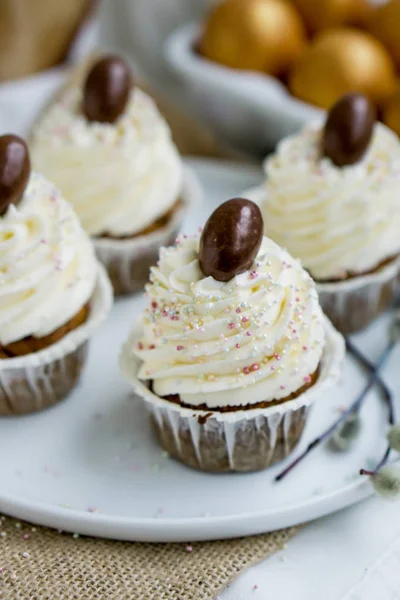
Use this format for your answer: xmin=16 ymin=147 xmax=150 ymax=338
xmin=199 ymin=0 xmax=306 ymax=76
xmin=367 ymin=0 xmax=400 ymax=67
xmin=382 ymin=84 xmax=400 ymax=137
xmin=289 ymin=28 xmax=396 ymax=109
xmin=292 ymin=0 xmax=374 ymax=33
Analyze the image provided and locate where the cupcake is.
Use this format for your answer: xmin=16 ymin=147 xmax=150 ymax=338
xmin=256 ymin=93 xmax=400 ymax=333
xmin=30 ymin=55 xmax=195 ymax=296
xmin=120 ymin=198 xmax=344 ymax=472
xmin=0 ymin=134 xmax=112 ymax=416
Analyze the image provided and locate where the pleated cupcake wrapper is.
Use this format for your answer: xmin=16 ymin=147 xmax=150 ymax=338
xmin=120 ymin=316 xmax=345 ymax=472
xmin=316 ymin=255 xmax=400 ymax=334
xmin=0 ymin=263 xmax=113 ymax=415
xmin=93 ymin=165 xmax=202 ymax=296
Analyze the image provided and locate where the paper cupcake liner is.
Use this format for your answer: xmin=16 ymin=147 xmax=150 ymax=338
xmin=120 ymin=316 xmax=344 ymax=473
xmin=316 ymin=256 xmax=400 ymax=334
xmin=0 ymin=264 xmax=113 ymax=416
xmin=94 ymin=166 xmax=202 ymax=296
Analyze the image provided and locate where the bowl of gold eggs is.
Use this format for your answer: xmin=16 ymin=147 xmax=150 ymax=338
xmin=165 ymin=0 xmax=400 ymax=156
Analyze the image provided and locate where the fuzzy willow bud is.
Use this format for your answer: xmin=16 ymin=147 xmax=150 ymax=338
xmin=372 ymin=465 xmax=400 ymax=499
xmin=387 ymin=425 xmax=400 ymax=452
xmin=332 ymin=413 xmax=361 ymax=451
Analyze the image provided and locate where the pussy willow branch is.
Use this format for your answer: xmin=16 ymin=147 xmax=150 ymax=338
xmin=347 ymin=340 xmax=395 ymax=477
xmin=345 ymin=338 xmax=394 ymax=423
xmin=275 ymin=340 xmax=394 ymax=482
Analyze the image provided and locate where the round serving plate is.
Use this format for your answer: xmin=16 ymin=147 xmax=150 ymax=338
xmin=0 ymin=160 xmax=397 ymax=543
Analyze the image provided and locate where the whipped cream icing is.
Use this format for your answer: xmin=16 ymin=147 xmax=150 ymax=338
xmin=263 ymin=122 xmax=400 ymax=281
xmin=30 ymin=87 xmax=183 ymax=238
xmin=0 ymin=172 xmax=97 ymax=345
xmin=128 ymin=234 xmax=325 ymax=409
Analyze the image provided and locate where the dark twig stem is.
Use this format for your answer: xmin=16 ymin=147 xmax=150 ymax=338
xmin=275 ymin=341 xmax=395 ymax=482
xmin=360 ymin=446 xmax=391 ymax=477
xmin=348 ymin=339 xmax=396 ymax=478
xmin=345 ymin=338 xmax=393 ymax=421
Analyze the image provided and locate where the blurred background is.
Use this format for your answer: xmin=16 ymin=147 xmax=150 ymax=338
xmin=0 ymin=0 xmax=399 ymax=156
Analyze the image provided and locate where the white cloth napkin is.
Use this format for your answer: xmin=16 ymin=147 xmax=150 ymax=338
xmin=342 ymin=534 xmax=400 ymax=600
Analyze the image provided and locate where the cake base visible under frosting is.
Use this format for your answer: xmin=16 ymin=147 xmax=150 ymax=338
xmin=156 ymin=366 xmax=319 ymax=413
xmin=0 ymin=304 xmax=89 ymax=358
xmin=315 ymin=253 xmax=399 ymax=283
xmin=98 ymin=199 xmax=181 ymax=240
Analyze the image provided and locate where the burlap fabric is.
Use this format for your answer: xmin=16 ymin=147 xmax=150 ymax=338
xmin=0 ymin=515 xmax=296 ymax=599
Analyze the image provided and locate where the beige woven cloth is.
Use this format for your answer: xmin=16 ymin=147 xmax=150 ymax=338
xmin=0 ymin=515 xmax=296 ymax=599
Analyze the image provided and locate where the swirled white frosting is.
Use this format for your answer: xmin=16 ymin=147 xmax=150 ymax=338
xmin=263 ymin=122 xmax=400 ymax=281
xmin=128 ymin=234 xmax=325 ymax=409
xmin=30 ymin=87 xmax=183 ymax=237
xmin=0 ymin=172 xmax=97 ymax=345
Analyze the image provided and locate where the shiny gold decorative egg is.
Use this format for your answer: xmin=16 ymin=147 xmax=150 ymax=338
xmin=289 ymin=28 xmax=396 ymax=109
xmin=382 ymin=84 xmax=400 ymax=137
xmin=292 ymin=0 xmax=374 ymax=33
xmin=367 ymin=0 xmax=400 ymax=67
xmin=199 ymin=0 xmax=306 ymax=76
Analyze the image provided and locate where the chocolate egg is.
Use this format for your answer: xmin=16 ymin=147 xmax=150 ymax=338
xmin=0 ymin=134 xmax=30 ymax=216
xmin=382 ymin=84 xmax=400 ymax=137
xmin=199 ymin=0 xmax=306 ymax=77
xmin=82 ymin=56 xmax=133 ymax=123
xmin=322 ymin=93 xmax=376 ymax=166
xmin=199 ymin=198 xmax=263 ymax=282
xmin=289 ymin=28 xmax=396 ymax=110
xmin=292 ymin=0 xmax=374 ymax=34
xmin=367 ymin=0 xmax=400 ymax=68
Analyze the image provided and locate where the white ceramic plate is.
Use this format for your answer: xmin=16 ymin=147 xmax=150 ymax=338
xmin=165 ymin=24 xmax=322 ymax=156
xmin=0 ymin=160 xmax=398 ymax=543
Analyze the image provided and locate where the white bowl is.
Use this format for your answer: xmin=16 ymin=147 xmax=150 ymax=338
xmin=165 ymin=23 xmax=323 ymax=156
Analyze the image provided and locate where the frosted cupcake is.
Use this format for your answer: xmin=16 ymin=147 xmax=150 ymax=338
xmin=121 ymin=198 xmax=344 ymax=472
xmin=30 ymin=55 xmax=192 ymax=296
xmin=258 ymin=93 xmax=400 ymax=333
xmin=0 ymin=135 xmax=112 ymax=415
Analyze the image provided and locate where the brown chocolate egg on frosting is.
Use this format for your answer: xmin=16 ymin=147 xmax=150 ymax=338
xmin=0 ymin=134 xmax=30 ymax=216
xmin=82 ymin=56 xmax=134 ymax=124
xmin=322 ymin=93 xmax=376 ymax=166
xmin=199 ymin=198 xmax=263 ymax=282
xmin=289 ymin=28 xmax=396 ymax=110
